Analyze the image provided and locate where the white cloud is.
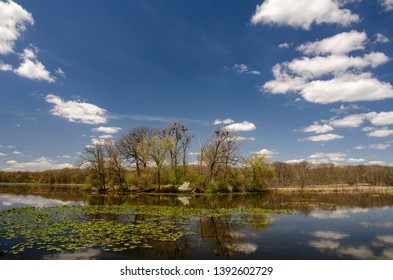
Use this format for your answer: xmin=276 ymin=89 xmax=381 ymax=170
xmin=4 ymin=157 xmax=73 ymax=171
xmin=98 ymin=134 xmax=113 ymax=139
xmin=329 ymin=104 xmax=362 ymax=114
xmin=329 ymin=111 xmax=393 ymax=128
xmin=347 ymin=158 xmax=366 ymax=163
xmin=369 ymin=160 xmax=386 ymax=165
xmin=0 ymin=60 xmax=13 ymax=71
xmin=225 ymin=121 xmax=256 ymax=132
xmin=297 ymin=30 xmax=366 ymax=55
xmin=0 ymin=152 xmax=6 ymax=156
xmin=213 ymin=118 xmax=235 ymax=125
xmin=309 ymin=152 xmax=346 ymax=160
xmin=362 ymin=127 xmax=375 ymax=132
xmin=13 ymin=47 xmax=55 ymax=82
xmin=262 ymin=64 xmax=306 ymax=94
xmin=305 ymin=133 xmax=344 ymax=142
xmin=278 ymin=42 xmax=289 ymax=48
xmin=285 ymin=159 xmax=306 ymax=164
xmin=329 ymin=113 xmax=370 ymax=128
xmin=92 ymin=126 xmax=122 ymax=134
xmin=375 ymin=33 xmax=390 ymax=43
xmin=300 ymin=73 xmax=393 ymax=104
xmin=367 ymin=127 xmax=393 ymax=137
xmin=287 ymin=53 xmax=389 ymax=79
xmin=354 ymin=143 xmax=391 ymax=150
xmin=45 ymin=94 xmax=108 ymax=124
xmin=368 ymin=111 xmax=393 ymax=126
xmin=263 ymin=31 xmax=393 ymax=104
xmin=381 ymin=0 xmax=393 ymax=11
xmin=91 ymin=138 xmax=111 ymax=146
xmin=12 ymin=150 xmax=21 ymax=155
xmin=233 ymin=64 xmax=260 ymax=75
xmin=55 ymin=67 xmax=66 ymax=77
xmin=251 ymin=0 xmax=359 ymax=30
xmin=369 ymin=143 xmax=391 ymax=150
xmin=0 ymin=0 xmax=34 ymax=55
xmin=253 ymin=148 xmax=278 ymax=155
xmin=303 ymin=123 xmax=334 ymax=134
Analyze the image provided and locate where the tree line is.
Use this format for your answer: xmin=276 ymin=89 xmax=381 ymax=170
xmin=78 ymin=123 xmax=393 ymax=193
xmin=1 ymin=123 xmax=392 ymax=191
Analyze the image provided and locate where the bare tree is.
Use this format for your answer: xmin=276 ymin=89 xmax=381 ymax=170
xmin=116 ymin=127 xmax=154 ymax=178
xmin=105 ymin=141 xmax=126 ymax=190
xmin=79 ymin=142 xmax=108 ymax=193
xmin=165 ymin=122 xmax=194 ymax=183
xmin=202 ymin=129 xmax=241 ymax=184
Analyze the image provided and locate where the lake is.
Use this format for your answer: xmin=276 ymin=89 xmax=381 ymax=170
xmin=1 ymin=185 xmax=393 ymax=260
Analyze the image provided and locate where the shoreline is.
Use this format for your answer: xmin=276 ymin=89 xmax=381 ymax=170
xmin=1 ymin=183 xmax=393 ymax=194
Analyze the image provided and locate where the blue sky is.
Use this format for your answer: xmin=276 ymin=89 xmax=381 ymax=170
xmin=1 ymin=0 xmax=393 ymax=171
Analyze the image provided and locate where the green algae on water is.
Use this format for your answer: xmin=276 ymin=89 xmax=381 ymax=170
xmin=0 ymin=205 xmax=291 ymax=256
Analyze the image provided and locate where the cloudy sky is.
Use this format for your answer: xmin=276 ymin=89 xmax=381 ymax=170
xmin=1 ymin=0 xmax=393 ymax=171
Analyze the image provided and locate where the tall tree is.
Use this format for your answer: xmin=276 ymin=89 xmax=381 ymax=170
xmin=105 ymin=141 xmax=126 ymax=190
xmin=79 ymin=142 xmax=107 ymax=193
xmin=202 ymin=129 xmax=241 ymax=184
xmin=116 ymin=127 xmax=154 ymax=178
xmin=149 ymin=129 xmax=169 ymax=191
xmin=165 ymin=122 xmax=194 ymax=183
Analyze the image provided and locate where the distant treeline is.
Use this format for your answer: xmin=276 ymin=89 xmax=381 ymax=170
xmin=0 ymin=168 xmax=88 ymax=185
xmin=1 ymin=162 xmax=392 ymax=190
xmin=1 ymin=123 xmax=392 ymax=192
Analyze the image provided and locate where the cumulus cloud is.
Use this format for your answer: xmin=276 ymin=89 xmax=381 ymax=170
xmin=14 ymin=47 xmax=55 ymax=82
xmin=368 ymin=143 xmax=391 ymax=150
xmin=253 ymin=148 xmax=278 ymax=155
xmin=0 ymin=0 xmax=34 ymax=55
xmin=92 ymin=126 xmax=121 ymax=134
xmin=263 ymin=31 xmax=393 ymax=104
xmin=45 ymin=94 xmax=108 ymax=124
xmin=367 ymin=127 xmax=393 ymax=137
xmin=287 ymin=53 xmax=388 ymax=79
xmin=251 ymin=0 xmax=359 ymax=30
xmin=303 ymin=123 xmax=334 ymax=134
xmin=4 ymin=157 xmax=73 ymax=171
xmin=225 ymin=121 xmax=256 ymax=132
xmin=297 ymin=30 xmax=367 ymax=55
xmin=0 ymin=60 xmax=13 ymax=71
xmin=329 ymin=113 xmax=371 ymax=128
xmin=305 ymin=133 xmax=344 ymax=142
xmin=278 ymin=42 xmax=289 ymax=48
xmin=299 ymin=73 xmax=393 ymax=104
xmin=381 ymin=0 xmax=393 ymax=11
xmin=213 ymin=118 xmax=235 ymax=125
xmin=328 ymin=111 xmax=393 ymax=128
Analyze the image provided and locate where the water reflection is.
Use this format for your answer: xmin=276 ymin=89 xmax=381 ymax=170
xmin=1 ymin=185 xmax=393 ymax=259
xmin=0 ymin=194 xmax=82 ymax=210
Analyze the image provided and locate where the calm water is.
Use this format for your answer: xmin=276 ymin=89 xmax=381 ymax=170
xmin=1 ymin=185 xmax=393 ymax=260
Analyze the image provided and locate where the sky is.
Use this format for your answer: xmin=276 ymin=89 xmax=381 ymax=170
xmin=1 ymin=0 xmax=393 ymax=171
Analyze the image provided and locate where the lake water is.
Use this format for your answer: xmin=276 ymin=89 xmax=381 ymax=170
xmin=1 ymin=185 xmax=393 ymax=260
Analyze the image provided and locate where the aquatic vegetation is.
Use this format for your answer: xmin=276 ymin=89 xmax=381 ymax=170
xmin=0 ymin=205 xmax=291 ymax=257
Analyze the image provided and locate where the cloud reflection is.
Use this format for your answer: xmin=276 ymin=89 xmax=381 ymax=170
xmin=311 ymin=207 xmax=368 ymax=219
xmin=0 ymin=194 xmax=81 ymax=209
xmin=44 ymin=248 xmax=101 ymax=260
